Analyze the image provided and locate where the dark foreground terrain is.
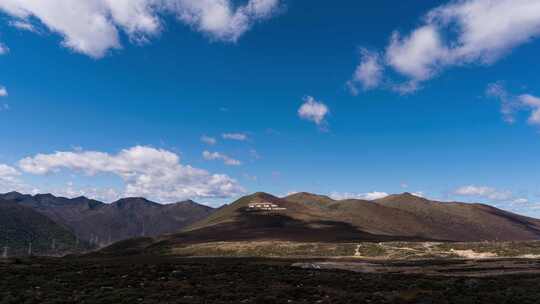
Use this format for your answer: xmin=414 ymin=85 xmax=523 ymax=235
xmin=2 ymin=256 xmax=540 ymax=304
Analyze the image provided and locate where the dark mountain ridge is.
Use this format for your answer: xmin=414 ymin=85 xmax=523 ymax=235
xmin=0 ymin=192 xmax=214 ymax=247
xmin=0 ymin=198 xmax=84 ymax=256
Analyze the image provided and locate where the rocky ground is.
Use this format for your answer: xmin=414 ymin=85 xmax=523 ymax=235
xmin=2 ymin=256 xmax=540 ymax=304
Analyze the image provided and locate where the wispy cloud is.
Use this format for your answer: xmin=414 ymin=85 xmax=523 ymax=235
xmin=330 ymin=191 xmax=389 ymax=201
xmin=347 ymin=48 xmax=384 ymax=95
xmin=200 ymin=135 xmax=217 ymax=145
xmin=9 ymin=20 xmax=37 ymax=32
xmin=454 ymin=185 xmax=527 ymax=204
xmin=0 ymin=43 xmax=8 ymax=55
xmin=222 ymin=133 xmax=248 ymax=141
xmin=486 ymin=82 xmax=540 ymax=126
xmin=202 ymin=150 xmax=242 ymax=166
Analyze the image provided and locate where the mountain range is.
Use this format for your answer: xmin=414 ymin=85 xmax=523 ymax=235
xmin=0 ymin=192 xmax=213 ymax=251
xmin=165 ymin=192 xmax=540 ymax=245
xmin=2 ymin=191 xmax=540 ymax=256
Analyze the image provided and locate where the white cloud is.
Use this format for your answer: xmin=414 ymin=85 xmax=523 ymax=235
xmin=0 ymin=86 xmax=8 ymax=97
xmin=486 ymin=83 xmax=540 ymax=126
xmin=351 ymin=0 xmax=540 ymax=93
xmin=298 ymin=96 xmax=329 ymax=126
xmin=519 ymin=94 xmax=540 ymax=125
xmin=411 ymin=191 xmax=426 ymax=198
xmin=18 ymin=145 xmax=245 ymax=202
xmin=347 ymin=48 xmax=383 ymax=94
xmin=0 ymin=163 xmax=20 ymax=179
xmin=330 ymin=191 xmax=389 ymax=201
xmin=201 ymin=135 xmax=217 ymax=145
xmin=222 ymin=133 xmax=248 ymax=141
xmin=9 ymin=19 xmax=36 ymax=32
xmin=202 ymin=150 xmax=241 ymax=166
xmin=454 ymin=185 xmax=518 ymax=201
xmin=0 ymin=42 xmax=8 ymax=54
xmin=0 ymin=0 xmax=282 ymax=58
xmin=170 ymin=0 xmax=281 ymax=42
xmin=46 ymin=182 xmax=121 ymax=202
xmin=0 ymin=164 xmax=29 ymax=193
xmin=386 ymin=25 xmax=448 ymax=82
xmin=512 ymin=198 xmax=530 ymax=204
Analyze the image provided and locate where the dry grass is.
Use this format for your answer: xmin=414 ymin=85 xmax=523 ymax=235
xmin=167 ymin=240 xmax=540 ymax=259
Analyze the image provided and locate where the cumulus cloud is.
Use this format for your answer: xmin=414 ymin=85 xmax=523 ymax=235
xmin=386 ymin=25 xmax=447 ymax=83
xmin=222 ymin=133 xmax=248 ymax=141
xmin=454 ymin=185 xmax=527 ymax=203
xmin=0 ymin=0 xmax=282 ymax=58
xmin=298 ymin=96 xmax=329 ymax=126
xmin=0 ymin=86 xmax=8 ymax=97
xmin=330 ymin=191 xmax=389 ymax=201
xmin=202 ymin=150 xmax=241 ymax=166
xmin=350 ymin=0 xmax=540 ymax=93
xmin=171 ymin=0 xmax=281 ymax=42
xmin=18 ymin=145 xmax=245 ymax=202
xmin=201 ymin=135 xmax=217 ymax=145
xmin=486 ymin=83 xmax=540 ymax=126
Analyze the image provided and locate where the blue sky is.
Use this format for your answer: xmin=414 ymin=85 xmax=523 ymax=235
xmin=0 ymin=0 xmax=540 ymax=216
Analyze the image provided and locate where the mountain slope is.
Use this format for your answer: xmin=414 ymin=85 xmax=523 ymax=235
xmin=1 ymin=192 xmax=214 ymax=246
xmin=169 ymin=193 xmax=426 ymax=245
xmin=0 ymin=199 xmax=83 ymax=256
xmin=178 ymin=192 xmax=540 ymax=243
xmin=374 ymin=193 xmax=540 ymax=241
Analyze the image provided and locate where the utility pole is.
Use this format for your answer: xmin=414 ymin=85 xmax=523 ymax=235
xmin=51 ymin=238 xmax=56 ymax=251
xmin=2 ymin=246 xmax=8 ymax=259
xmin=27 ymin=241 xmax=32 ymax=256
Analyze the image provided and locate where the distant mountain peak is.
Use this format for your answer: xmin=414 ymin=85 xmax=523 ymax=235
xmin=378 ymin=192 xmax=426 ymax=201
xmin=112 ymin=197 xmax=160 ymax=208
xmin=283 ymin=192 xmax=335 ymax=204
xmin=4 ymin=191 xmax=23 ymax=196
xmin=247 ymin=192 xmax=278 ymax=200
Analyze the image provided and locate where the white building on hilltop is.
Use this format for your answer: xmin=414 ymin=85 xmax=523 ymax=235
xmin=247 ymin=202 xmax=287 ymax=211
